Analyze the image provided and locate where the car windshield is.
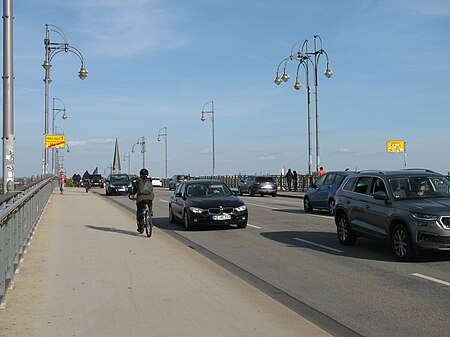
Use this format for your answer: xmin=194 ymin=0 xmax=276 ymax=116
xmin=389 ymin=176 xmax=450 ymax=199
xmin=255 ymin=177 xmax=274 ymax=183
xmin=110 ymin=175 xmax=129 ymax=182
xmin=186 ymin=183 xmax=232 ymax=197
xmin=91 ymin=175 xmax=102 ymax=180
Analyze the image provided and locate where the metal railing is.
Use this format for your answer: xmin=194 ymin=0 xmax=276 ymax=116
xmin=0 ymin=175 xmax=56 ymax=303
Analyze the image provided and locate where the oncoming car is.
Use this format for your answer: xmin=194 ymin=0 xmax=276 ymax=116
xmin=151 ymin=177 xmax=163 ymax=187
xmin=334 ymin=169 xmax=450 ymax=261
xmin=105 ymin=173 xmax=132 ymax=196
xmin=169 ymin=179 xmax=248 ymax=230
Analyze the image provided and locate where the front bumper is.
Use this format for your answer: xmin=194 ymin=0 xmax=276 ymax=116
xmin=189 ymin=211 xmax=248 ymax=226
xmin=416 ymin=231 xmax=450 ymax=250
xmin=108 ymin=186 xmax=132 ymax=194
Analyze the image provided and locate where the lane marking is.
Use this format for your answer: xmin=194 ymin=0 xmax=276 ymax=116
xmin=244 ymin=202 xmax=331 ymax=219
xmin=247 ymin=223 xmax=261 ymax=229
xmin=293 ymin=238 xmax=344 ymax=253
xmin=412 ymin=273 xmax=450 ymax=287
xmin=159 ymin=199 xmax=169 ymax=203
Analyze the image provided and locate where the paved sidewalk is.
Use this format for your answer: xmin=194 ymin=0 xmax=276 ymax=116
xmin=0 ymin=187 xmax=329 ymax=337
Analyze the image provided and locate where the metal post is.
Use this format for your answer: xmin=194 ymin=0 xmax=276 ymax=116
xmin=314 ymin=36 xmax=320 ymax=174
xmin=201 ymin=101 xmax=215 ymax=177
xmin=164 ymin=129 xmax=168 ymax=179
xmin=3 ymin=0 xmax=14 ymax=192
xmin=43 ymin=24 xmax=50 ymax=175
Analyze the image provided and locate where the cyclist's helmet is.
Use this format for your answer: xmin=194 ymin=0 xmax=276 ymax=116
xmin=139 ymin=168 xmax=149 ymax=177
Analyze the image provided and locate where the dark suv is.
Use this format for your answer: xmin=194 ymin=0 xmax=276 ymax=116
xmin=334 ymin=169 xmax=450 ymax=261
xmin=90 ymin=174 xmax=104 ymax=188
xmin=238 ymin=176 xmax=277 ymax=197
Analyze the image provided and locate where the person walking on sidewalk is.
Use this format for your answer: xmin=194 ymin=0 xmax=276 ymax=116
xmin=318 ymin=167 xmax=326 ymax=177
xmin=285 ymin=168 xmax=293 ymax=191
xmin=58 ymin=171 xmax=66 ymax=194
xmin=293 ymin=170 xmax=298 ymax=192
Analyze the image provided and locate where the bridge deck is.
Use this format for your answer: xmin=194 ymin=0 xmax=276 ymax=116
xmin=0 ymin=187 xmax=328 ymax=337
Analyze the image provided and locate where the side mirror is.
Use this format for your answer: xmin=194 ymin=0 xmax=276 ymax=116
xmin=373 ymin=191 xmax=389 ymax=200
xmin=175 ymin=192 xmax=182 ymax=197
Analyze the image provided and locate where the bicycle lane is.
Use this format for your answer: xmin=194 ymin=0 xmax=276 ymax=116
xmin=0 ymin=187 xmax=331 ymax=337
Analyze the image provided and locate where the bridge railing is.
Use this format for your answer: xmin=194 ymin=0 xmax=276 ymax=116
xmin=0 ymin=175 xmax=56 ymax=304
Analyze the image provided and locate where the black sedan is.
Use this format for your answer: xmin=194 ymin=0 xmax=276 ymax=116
xmin=169 ymin=179 xmax=248 ymax=230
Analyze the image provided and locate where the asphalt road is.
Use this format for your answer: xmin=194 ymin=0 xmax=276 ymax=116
xmin=103 ymin=188 xmax=450 ymax=337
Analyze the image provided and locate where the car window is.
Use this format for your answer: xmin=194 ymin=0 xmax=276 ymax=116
xmin=175 ymin=182 xmax=183 ymax=194
xmin=324 ymin=173 xmax=336 ymax=185
xmin=110 ymin=175 xmax=129 ymax=182
xmin=255 ymin=177 xmax=274 ymax=183
xmin=370 ymin=178 xmax=387 ymax=195
xmin=343 ymin=177 xmax=357 ymax=191
xmin=315 ymin=174 xmax=327 ymax=186
xmin=354 ymin=177 xmax=371 ymax=195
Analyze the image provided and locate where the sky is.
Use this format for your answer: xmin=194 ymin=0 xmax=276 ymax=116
xmin=5 ymin=0 xmax=450 ymax=178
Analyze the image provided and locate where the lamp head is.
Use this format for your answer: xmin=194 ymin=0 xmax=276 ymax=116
xmin=274 ymin=76 xmax=282 ymax=85
xmin=324 ymin=65 xmax=333 ymax=78
xmin=157 ymin=137 xmax=161 ymax=142
xmin=281 ymin=72 xmax=290 ymax=82
xmin=78 ymin=67 xmax=88 ymax=80
xmin=62 ymin=111 xmax=68 ymax=120
xmin=294 ymin=82 xmax=302 ymax=90
xmin=201 ymin=113 xmax=206 ymax=122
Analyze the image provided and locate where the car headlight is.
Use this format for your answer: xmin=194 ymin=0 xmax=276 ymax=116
xmin=411 ymin=212 xmax=438 ymax=221
xmin=189 ymin=207 xmax=205 ymax=214
xmin=235 ymin=205 xmax=247 ymax=212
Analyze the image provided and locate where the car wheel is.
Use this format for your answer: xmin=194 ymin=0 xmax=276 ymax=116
xmin=237 ymin=221 xmax=247 ymax=229
xmin=238 ymin=187 xmax=243 ymax=196
xmin=303 ymin=197 xmax=313 ymax=212
xmin=272 ymin=193 xmax=277 ymax=197
xmin=336 ymin=214 xmax=357 ymax=246
xmin=328 ymin=199 xmax=336 ymax=216
xmin=392 ymin=224 xmax=415 ymax=262
xmin=169 ymin=205 xmax=177 ymax=224
xmin=184 ymin=211 xmax=194 ymax=231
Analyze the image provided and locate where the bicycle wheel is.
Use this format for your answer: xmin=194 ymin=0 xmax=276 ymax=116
xmin=144 ymin=212 xmax=152 ymax=237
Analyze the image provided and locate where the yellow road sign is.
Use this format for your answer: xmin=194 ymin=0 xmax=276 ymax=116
xmin=386 ymin=140 xmax=405 ymax=153
xmin=46 ymin=135 xmax=66 ymax=149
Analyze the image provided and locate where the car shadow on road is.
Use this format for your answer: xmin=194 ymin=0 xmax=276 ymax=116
xmin=260 ymin=231 xmax=450 ymax=263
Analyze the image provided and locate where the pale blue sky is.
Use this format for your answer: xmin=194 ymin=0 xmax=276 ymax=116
xmin=8 ymin=0 xmax=450 ymax=178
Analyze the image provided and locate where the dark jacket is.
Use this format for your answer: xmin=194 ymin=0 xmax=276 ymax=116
xmin=132 ymin=177 xmax=155 ymax=202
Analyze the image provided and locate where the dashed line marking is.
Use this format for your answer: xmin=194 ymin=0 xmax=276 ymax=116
xmin=247 ymin=223 xmax=261 ymax=229
xmin=412 ymin=273 xmax=450 ymax=287
xmin=293 ymin=238 xmax=344 ymax=253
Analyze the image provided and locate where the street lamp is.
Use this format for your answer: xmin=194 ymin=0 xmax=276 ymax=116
xmin=42 ymin=23 xmax=87 ymax=175
xmin=123 ymin=151 xmax=131 ymax=175
xmin=51 ymin=97 xmax=67 ymax=174
xmin=200 ymin=100 xmax=215 ymax=177
xmin=157 ymin=127 xmax=168 ymax=179
xmin=132 ymin=136 xmax=146 ymax=169
xmin=274 ymin=35 xmax=332 ymax=174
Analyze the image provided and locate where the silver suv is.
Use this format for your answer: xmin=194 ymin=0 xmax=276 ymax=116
xmin=334 ymin=169 xmax=450 ymax=261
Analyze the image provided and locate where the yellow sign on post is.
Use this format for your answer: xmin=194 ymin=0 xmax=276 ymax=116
xmin=386 ymin=140 xmax=405 ymax=153
xmin=46 ymin=135 xmax=66 ymax=149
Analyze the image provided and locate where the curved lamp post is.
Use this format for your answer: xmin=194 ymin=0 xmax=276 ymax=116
xmin=201 ymin=100 xmax=215 ymax=177
xmin=42 ymin=23 xmax=87 ymax=175
xmin=51 ymin=97 xmax=67 ymax=174
xmin=274 ymin=35 xmax=332 ymax=174
xmin=157 ymin=127 xmax=168 ymax=179
xmin=132 ymin=136 xmax=146 ymax=169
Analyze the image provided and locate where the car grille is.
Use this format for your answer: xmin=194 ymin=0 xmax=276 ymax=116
xmin=209 ymin=207 xmax=234 ymax=215
xmin=440 ymin=217 xmax=450 ymax=229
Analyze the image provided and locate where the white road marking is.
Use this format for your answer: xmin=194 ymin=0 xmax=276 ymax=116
xmin=412 ymin=273 xmax=450 ymax=287
xmin=244 ymin=202 xmax=331 ymax=219
xmin=159 ymin=199 xmax=169 ymax=203
xmin=293 ymin=238 xmax=344 ymax=253
xmin=247 ymin=223 xmax=261 ymax=229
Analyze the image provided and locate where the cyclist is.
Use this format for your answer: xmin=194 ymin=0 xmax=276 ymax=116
xmin=131 ymin=168 xmax=154 ymax=233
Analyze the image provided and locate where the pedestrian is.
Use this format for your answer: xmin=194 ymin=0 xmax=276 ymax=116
xmin=318 ymin=166 xmax=326 ymax=177
xmin=293 ymin=170 xmax=298 ymax=192
xmin=285 ymin=168 xmax=293 ymax=191
xmin=58 ymin=171 xmax=66 ymax=194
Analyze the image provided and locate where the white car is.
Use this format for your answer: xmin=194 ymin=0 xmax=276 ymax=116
xmin=151 ymin=177 xmax=163 ymax=187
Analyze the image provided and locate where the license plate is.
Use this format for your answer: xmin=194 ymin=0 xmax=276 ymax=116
xmin=212 ymin=214 xmax=231 ymax=221
xmin=262 ymin=185 xmax=272 ymax=189
xmin=119 ymin=187 xmax=126 ymax=191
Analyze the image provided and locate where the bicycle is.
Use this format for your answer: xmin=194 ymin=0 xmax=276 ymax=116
xmin=129 ymin=194 xmax=153 ymax=237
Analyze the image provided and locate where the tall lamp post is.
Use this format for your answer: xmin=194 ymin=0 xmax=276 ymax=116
xmin=200 ymin=100 xmax=215 ymax=177
xmin=157 ymin=127 xmax=168 ymax=179
xmin=132 ymin=136 xmax=146 ymax=169
xmin=274 ymin=35 xmax=332 ymax=174
xmin=42 ymin=23 xmax=87 ymax=175
xmin=123 ymin=151 xmax=131 ymax=175
xmin=51 ymin=97 xmax=67 ymax=174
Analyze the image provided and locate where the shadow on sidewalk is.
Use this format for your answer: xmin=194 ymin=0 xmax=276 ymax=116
xmin=85 ymin=224 xmax=140 ymax=237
